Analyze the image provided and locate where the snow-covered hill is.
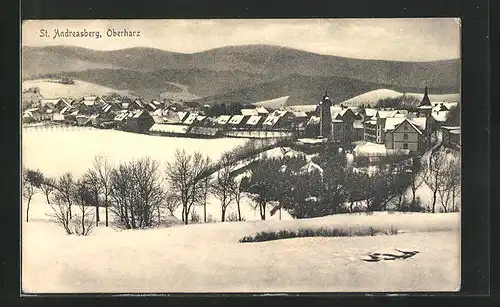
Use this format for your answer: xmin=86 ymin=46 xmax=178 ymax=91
xmin=252 ymin=96 xmax=290 ymax=109
xmin=340 ymin=89 xmax=460 ymax=107
xmin=22 ymin=79 xmax=132 ymax=99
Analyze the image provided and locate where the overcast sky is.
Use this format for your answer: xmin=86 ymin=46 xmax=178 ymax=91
xmin=22 ymin=19 xmax=460 ymax=61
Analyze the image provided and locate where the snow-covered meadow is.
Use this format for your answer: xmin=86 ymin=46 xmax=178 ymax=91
xmin=21 ymin=128 xmax=461 ymax=293
xmin=22 ymin=198 xmax=460 ymax=293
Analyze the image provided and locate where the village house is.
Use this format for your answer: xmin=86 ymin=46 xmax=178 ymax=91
xmin=227 ymin=115 xmax=249 ymax=129
xmin=149 ymin=123 xmax=190 ymax=137
xmin=383 ymin=117 xmax=427 ymax=152
xmin=215 ymin=115 xmax=232 ymax=129
xmin=124 ymin=109 xmax=154 ymax=133
xmin=330 ymin=107 xmax=359 ymax=143
xmin=151 ymin=108 xmax=182 ymax=124
xmin=441 ymin=126 xmax=461 ymax=149
xmin=244 ymin=115 xmax=265 ymax=129
xmin=240 ymin=108 xmax=259 ymax=116
xmin=22 ymin=108 xmax=42 ymax=123
xmin=182 ymin=113 xmax=199 ymax=126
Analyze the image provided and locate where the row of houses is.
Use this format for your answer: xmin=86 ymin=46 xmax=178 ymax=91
xmin=315 ymin=87 xmax=460 ymax=152
xmin=22 ymin=88 xmax=460 ymax=149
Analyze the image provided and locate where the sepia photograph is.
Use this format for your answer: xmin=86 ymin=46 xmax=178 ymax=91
xmin=21 ymin=18 xmax=461 ymax=293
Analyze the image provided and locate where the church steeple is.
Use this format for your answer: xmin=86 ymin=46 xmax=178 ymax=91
xmin=420 ymin=86 xmax=431 ymax=106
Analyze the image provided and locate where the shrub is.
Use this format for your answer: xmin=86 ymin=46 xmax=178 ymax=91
xmin=238 ymin=226 xmax=394 ymax=243
xmin=190 ymin=211 xmax=201 ymax=223
xmin=226 ymin=212 xmax=245 ymax=222
xmin=206 ymin=213 xmax=217 ymax=223
xmin=386 ymin=225 xmax=399 ymax=235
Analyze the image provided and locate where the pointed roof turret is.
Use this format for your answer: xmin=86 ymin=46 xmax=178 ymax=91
xmin=420 ymin=86 xmax=431 ymax=107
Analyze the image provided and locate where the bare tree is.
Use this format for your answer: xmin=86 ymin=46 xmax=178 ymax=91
xmin=50 ymin=191 xmax=74 ymax=235
xmin=39 ymin=177 xmax=56 ymax=204
xmin=424 ymin=150 xmax=448 ymax=213
xmin=165 ymin=150 xmax=211 ymax=225
xmin=230 ymin=179 xmax=245 ymax=221
xmin=83 ymin=169 xmax=102 ymax=226
xmin=438 ymin=152 xmax=461 ymax=212
xmin=72 ymin=179 xmax=95 ymax=235
xmin=109 ymin=157 xmax=166 ymax=229
xmin=210 ymin=152 xmax=236 ymax=222
xmin=22 ymin=168 xmax=43 ymax=222
xmin=56 ymin=173 xmax=75 ymax=219
xmin=245 ymin=156 xmax=278 ymax=220
xmin=164 ymin=190 xmax=181 ymax=217
xmin=409 ymin=168 xmax=424 ymax=205
xmin=92 ymin=155 xmax=113 ymax=227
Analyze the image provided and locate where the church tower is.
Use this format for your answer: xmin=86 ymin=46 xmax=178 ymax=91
xmin=318 ymin=90 xmax=333 ymax=139
xmin=417 ymin=86 xmax=433 ymax=118
xmin=420 ymin=86 xmax=432 ymax=107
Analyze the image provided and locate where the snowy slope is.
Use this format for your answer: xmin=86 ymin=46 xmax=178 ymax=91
xmin=22 ymin=200 xmax=460 ymax=293
xmin=252 ymin=96 xmax=290 ymax=109
xmin=340 ymin=89 xmax=460 ymax=107
xmin=22 ymin=79 xmax=132 ymax=99
xmin=341 ymin=89 xmax=403 ymax=106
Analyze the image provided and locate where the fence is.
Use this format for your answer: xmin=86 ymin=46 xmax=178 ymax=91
xmin=22 ymin=124 xmax=96 ymax=132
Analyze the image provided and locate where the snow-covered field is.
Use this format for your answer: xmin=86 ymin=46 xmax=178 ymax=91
xmin=22 ymin=128 xmax=249 ymax=178
xmin=22 ymin=200 xmax=460 ymax=293
xmin=21 ymin=128 xmax=291 ymax=221
xmin=21 ymin=128 xmax=461 ymax=293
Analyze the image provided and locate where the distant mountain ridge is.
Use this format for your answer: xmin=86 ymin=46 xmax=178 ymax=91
xmin=22 ymin=44 xmax=460 ymax=105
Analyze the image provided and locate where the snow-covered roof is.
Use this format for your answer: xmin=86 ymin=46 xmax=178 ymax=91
xmin=441 ymin=125 xmax=460 ymax=130
xmin=271 ymin=110 xmax=289 ymax=117
xmin=246 ymin=115 xmax=262 ymax=126
xmin=410 ymin=117 xmax=427 ymax=131
xmin=196 ymin=115 xmax=207 ymax=122
xmin=364 ymin=108 xmax=378 ymax=117
xmin=134 ymin=99 xmax=145 ymax=108
xmin=307 ymin=116 xmax=320 ymax=125
xmin=255 ymin=106 xmax=269 ymax=114
xmin=216 ymin=115 xmax=231 ymax=125
xmin=353 ymin=120 xmax=364 ymax=129
xmin=83 ymin=100 xmax=95 ymax=106
xmin=377 ymin=110 xmax=397 ymax=119
xmin=83 ymin=96 xmax=97 ymax=101
xmin=241 ymin=109 xmax=258 ymax=116
xmin=431 ymin=111 xmax=449 ymax=122
xmin=228 ymin=115 xmax=245 ymax=125
xmin=132 ymin=110 xmax=145 ymax=118
xmin=189 ymin=126 xmax=220 ymax=136
xmin=183 ymin=113 xmax=199 ymax=125
xmin=52 ymin=113 xmax=65 ymax=121
xmin=292 ymin=111 xmax=308 ymax=118
xmin=149 ymin=123 xmax=189 ymax=134
xmin=113 ymin=111 xmax=129 ymax=121
xmin=40 ymin=99 xmax=62 ymax=105
xmin=262 ymin=115 xmax=281 ymax=127
xmin=300 ymin=161 xmax=324 ymax=176
xmin=384 ymin=117 xmax=406 ymax=131
xmin=177 ymin=111 xmax=188 ymax=122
